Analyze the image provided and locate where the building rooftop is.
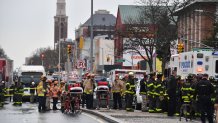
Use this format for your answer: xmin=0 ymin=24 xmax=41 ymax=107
xmin=174 ymin=0 xmax=218 ymax=14
xmin=82 ymin=10 xmax=116 ymax=27
xmin=118 ymin=5 xmax=175 ymax=24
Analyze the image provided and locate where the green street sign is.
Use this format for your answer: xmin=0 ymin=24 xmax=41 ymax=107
xmin=115 ymin=59 xmax=125 ymax=62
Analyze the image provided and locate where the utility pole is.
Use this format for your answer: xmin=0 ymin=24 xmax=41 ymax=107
xmin=90 ymin=0 xmax=94 ymax=73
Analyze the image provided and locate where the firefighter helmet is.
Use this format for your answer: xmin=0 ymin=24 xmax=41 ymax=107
xmin=128 ymin=72 xmax=134 ymax=76
xmin=209 ymin=76 xmax=215 ymax=81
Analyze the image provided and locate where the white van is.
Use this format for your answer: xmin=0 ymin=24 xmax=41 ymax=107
xmin=18 ymin=65 xmax=46 ymax=97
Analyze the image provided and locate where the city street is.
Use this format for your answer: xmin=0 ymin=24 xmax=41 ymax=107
xmin=0 ymin=101 xmax=108 ymax=123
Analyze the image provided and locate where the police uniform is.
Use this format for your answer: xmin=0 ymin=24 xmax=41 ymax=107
xmin=195 ymin=74 xmax=214 ymax=123
xmin=167 ymin=71 xmax=177 ymax=116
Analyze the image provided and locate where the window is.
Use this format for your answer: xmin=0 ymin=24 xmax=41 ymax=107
xmin=205 ymin=65 xmax=209 ymax=71
xmin=216 ymin=60 xmax=218 ymax=73
xmin=197 ymin=53 xmax=203 ymax=58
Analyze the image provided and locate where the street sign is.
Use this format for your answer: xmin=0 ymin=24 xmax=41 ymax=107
xmin=115 ymin=59 xmax=125 ymax=62
xmin=77 ymin=60 xmax=86 ymax=69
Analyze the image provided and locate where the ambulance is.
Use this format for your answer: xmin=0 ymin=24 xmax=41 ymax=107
xmin=170 ymin=48 xmax=218 ymax=80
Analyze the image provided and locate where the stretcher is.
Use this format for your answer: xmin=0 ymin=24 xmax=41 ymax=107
xmin=96 ymin=81 xmax=110 ymax=109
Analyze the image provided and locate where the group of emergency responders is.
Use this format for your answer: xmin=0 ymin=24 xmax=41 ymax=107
xmin=0 ymin=71 xmax=217 ymax=123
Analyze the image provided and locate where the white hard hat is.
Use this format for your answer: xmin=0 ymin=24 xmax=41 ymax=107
xmin=1 ymin=81 xmax=4 ymax=83
xmin=32 ymin=82 xmax=35 ymax=84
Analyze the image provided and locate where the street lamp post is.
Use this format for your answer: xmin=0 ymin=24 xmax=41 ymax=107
xmin=90 ymin=0 xmax=94 ymax=73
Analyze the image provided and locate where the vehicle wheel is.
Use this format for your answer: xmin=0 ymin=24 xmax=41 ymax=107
xmin=136 ymin=103 xmax=141 ymax=110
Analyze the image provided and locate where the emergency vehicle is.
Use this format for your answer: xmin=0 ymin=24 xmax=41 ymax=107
xmin=108 ymin=69 xmax=148 ymax=110
xmin=108 ymin=69 xmax=148 ymax=82
xmin=18 ymin=65 xmax=46 ymax=98
xmin=170 ymin=48 xmax=218 ymax=80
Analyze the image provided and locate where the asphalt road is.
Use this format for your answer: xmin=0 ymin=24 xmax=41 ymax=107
xmin=0 ymin=101 xmax=108 ymax=123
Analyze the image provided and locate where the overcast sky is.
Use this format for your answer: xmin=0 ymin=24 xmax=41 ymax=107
xmin=0 ymin=0 xmax=135 ymax=69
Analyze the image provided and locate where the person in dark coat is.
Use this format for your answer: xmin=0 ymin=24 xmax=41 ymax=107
xmin=167 ymin=70 xmax=177 ymax=116
xmin=195 ymin=74 xmax=214 ymax=123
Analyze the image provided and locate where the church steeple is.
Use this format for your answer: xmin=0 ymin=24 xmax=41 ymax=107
xmin=56 ymin=0 xmax=66 ymax=16
xmin=54 ymin=0 xmax=68 ymax=45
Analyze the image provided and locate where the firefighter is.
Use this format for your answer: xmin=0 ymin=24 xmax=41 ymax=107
xmin=37 ymin=80 xmax=46 ymax=112
xmin=112 ymin=74 xmax=123 ymax=110
xmin=139 ymin=73 xmax=148 ymax=112
xmin=51 ymin=81 xmax=59 ymax=110
xmin=38 ymin=75 xmax=47 ymax=111
xmin=45 ymin=80 xmax=52 ymax=110
xmin=147 ymin=72 xmax=156 ymax=113
xmin=180 ymin=74 xmax=194 ymax=116
xmin=30 ymin=82 xmax=36 ymax=103
xmin=0 ymin=81 xmax=5 ymax=107
xmin=195 ymin=73 xmax=214 ymax=123
xmin=9 ymin=83 xmax=15 ymax=102
xmin=13 ymin=82 xmax=23 ymax=106
xmin=154 ymin=72 xmax=164 ymax=113
xmin=167 ymin=70 xmax=177 ymax=116
xmin=84 ymin=74 xmax=95 ymax=109
xmin=125 ymin=72 xmax=136 ymax=112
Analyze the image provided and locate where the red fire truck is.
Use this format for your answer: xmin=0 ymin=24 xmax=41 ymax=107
xmin=0 ymin=58 xmax=13 ymax=83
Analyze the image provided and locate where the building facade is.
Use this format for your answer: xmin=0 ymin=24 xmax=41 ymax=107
xmin=75 ymin=10 xmax=116 ymax=72
xmin=174 ymin=0 xmax=218 ymax=51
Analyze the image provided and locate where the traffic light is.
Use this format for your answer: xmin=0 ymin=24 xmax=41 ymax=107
xmin=67 ymin=45 xmax=72 ymax=54
xmin=177 ymin=43 xmax=184 ymax=53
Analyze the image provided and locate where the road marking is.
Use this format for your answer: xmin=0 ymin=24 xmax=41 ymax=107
xmin=82 ymin=112 xmax=105 ymax=123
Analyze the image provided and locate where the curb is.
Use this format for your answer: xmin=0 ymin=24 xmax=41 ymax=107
xmin=82 ymin=108 xmax=122 ymax=123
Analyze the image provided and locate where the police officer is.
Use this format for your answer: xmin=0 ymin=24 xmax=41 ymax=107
xmin=125 ymin=72 xmax=136 ymax=112
xmin=195 ymin=74 xmax=214 ymax=123
xmin=167 ymin=70 xmax=177 ymax=116
xmin=147 ymin=72 xmax=156 ymax=113
xmin=139 ymin=73 xmax=148 ymax=112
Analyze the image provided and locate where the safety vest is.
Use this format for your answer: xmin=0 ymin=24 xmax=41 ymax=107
xmin=37 ymin=85 xmax=45 ymax=97
xmin=52 ymin=86 xmax=59 ymax=97
xmin=84 ymin=79 xmax=94 ymax=94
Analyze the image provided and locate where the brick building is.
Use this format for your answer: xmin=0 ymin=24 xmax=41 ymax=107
xmin=174 ymin=0 xmax=218 ymax=51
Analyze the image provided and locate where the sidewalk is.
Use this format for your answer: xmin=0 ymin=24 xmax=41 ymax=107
xmin=82 ymin=108 xmax=200 ymax=123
